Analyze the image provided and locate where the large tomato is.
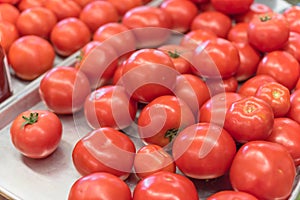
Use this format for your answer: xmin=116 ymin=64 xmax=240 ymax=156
xmin=173 ymin=122 xmax=236 ymax=179
xmin=227 ymin=22 xmax=249 ymax=43
xmin=8 ymin=35 xmax=55 ymax=80
xmin=39 ymin=66 xmax=91 ymax=115
xmin=10 ymin=110 xmax=62 ymax=159
xmin=133 ymin=171 xmax=199 ymax=200
xmin=211 ymin=0 xmax=253 ymax=15
xmin=44 ymin=0 xmax=81 ymax=21
xmin=68 ymin=172 xmax=132 ymax=200
xmin=207 ymin=190 xmax=258 ymax=200
xmin=287 ymin=89 xmax=300 ymax=124
xmin=72 ymin=127 xmax=136 ymax=180
xmin=230 ymin=141 xmax=296 ymax=200
xmin=0 ymin=3 xmax=20 ymax=24
xmin=0 ymin=21 xmax=19 ymax=53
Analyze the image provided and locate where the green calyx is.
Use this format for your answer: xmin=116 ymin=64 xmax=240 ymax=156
xmin=165 ymin=128 xmax=179 ymax=142
xmin=22 ymin=112 xmax=39 ymax=127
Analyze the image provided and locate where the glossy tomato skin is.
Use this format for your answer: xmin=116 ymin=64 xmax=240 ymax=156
xmin=68 ymin=172 xmax=132 ymax=200
xmin=44 ymin=0 xmax=81 ymax=21
xmin=72 ymin=127 xmax=136 ymax=179
xmin=234 ymin=3 xmax=272 ymax=23
xmin=138 ymin=95 xmax=195 ymax=147
xmin=10 ymin=110 xmax=62 ymax=159
xmin=107 ymin=0 xmax=142 ymax=16
xmin=207 ymin=190 xmax=259 ymax=200
xmin=256 ymin=51 xmax=300 ymax=90
xmin=84 ymin=85 xmax=137 ymax=130
xmin=17 ymin=0 xmax=46 ymax=11
xmin=247 ymin=12 xmax=289 ymax=52
xmin=39 ymin=66 xmax=91 ymax=115
xmin=230 ymin=140 xmax=296 ymax=200
xmin=8 ymin=35 xmax=55 ymax=80
xmin=211 ymin=0 xmax=253 ymax=15
xmin=180 ymin=29 xmax=217 ymax=50
xmin=0 ymin=3 xmax=20 ymax=24
xmin=283 ymin=31 xmax=300 ymax=62
xmin=133 ymin=171 xmax=199 ymax=200
xmin=206 ymin=76 xmax=239 ymax=96
xmin=0 ymin=21 xmax=19 ymax=53
xmin=173 ymin=123 xmax=236 ymax=179
xmin=296 ymin=78 xmax=300 ymax=91
xmin=227 ymin=22 xmax=249 ymax=43
xmin=283 ymin=6 xmax=300 ymax=34
xmin=288 ymin=89 xmax=300 ymax=124
xmin=224 ymin=96 xmax=274 ymax=143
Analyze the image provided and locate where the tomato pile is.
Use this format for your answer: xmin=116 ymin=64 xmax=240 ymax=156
xmin=4 ymin=0 xmax=300 ymax=199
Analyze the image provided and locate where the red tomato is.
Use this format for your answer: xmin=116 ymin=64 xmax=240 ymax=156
xmin=16 ymin=7 xmax=57 ymax=39
xmin=207 ymin=190 xmax=259 ymax=200
xmin=283 ymin=6 xmax=300 ymax=34
xmin=191 ymin=11 xmax=232 ymax=38
xmin=84 ymin=85 xmax=137 ymax=130
xmin=227 ymin=22 xmax=249 ymax=43
xmin=173 ymin=122 xmax=236 ymax=179
xmin=133 ymin=171 xmax=199 ymax=200
xmin=17 ymin=0 xmax=46 ymax=11
xmin=68 ymin=172 xmax=132 ymax=200
xmin=0 ymin=0 xmax=19 ymax=4
xmin=121 ymin=48 xmax=177 ymax=103
xmin=283 ymin=31 xmax=300 ymax=62
xmin=296 ymin=78 xmax=300 ymax=91
xmin=39 ymin=66 xmax=91 ymax=115
xmin=138 ymin=95 xmax=195 ymax=147
xmin=107 ymin=0 xmax=142 ymax=16
xmin=174 ymin=74 xmax=210 ymax=116
xmin=256 ymin=50 xmax=300 ymax=90
xmin=230 ymin=141 xmax=296 ymax=200
xmin=0 ymin=3 xmax=20 ymax=24
xmin=267 ymin=117 xmax=300 ymax=166
xmin=160 ymin=0 xmax=198 ymax=33
xmin=8 ymin=35 xmax=55 ymax=80
xmin=10 ymin=110 xmax=62 ymax=159
xmin=192 ymin=38 xmax=240 ymax=79
xmin=234 ymin=3 xmax=272 ymax=23
xmin=255 ymin=82 xmax=290 ymax=117
xmin=247 ymin=12 xmax=289 ymax=52
xmin=72 ymin=0 xmax=94 ymax=8
xmin=50 ymin=17 xmax=91 ymax=57
xmin=133 ymin=144 xmax=176 ymax=179
xmin=79 ymin=1 xmax=119 ymax=33
xmin=206 ymin=76 xmax=239 ymax=96
xmin=288 ymin=89 xmax=300 ymax=124
xmin=211 ymin=0 xmax=253 ymax=15
xmin=238 ymin=74 xmax=276 ymax=97
xmin=44 ymin=0 xmax=81 ymax=21
xmin=180 ymin=29 xmax=217 ymax=49
xmin=0 ymin=21 xmax=19 ymax=53
xmin=72 ymin=127 xmax=136 ymax=179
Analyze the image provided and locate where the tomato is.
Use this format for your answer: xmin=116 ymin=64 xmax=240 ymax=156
xmin=234 ymin=3 xmax=272 ymax=23
xmin=16 ymin=7 xmax=57 ymax=39
xmin=84 ymin=85 xmax=137 ymax=130
xmin=160 ymin=0 xmax=198 ymax=33
xmin=121 ymin=48 xmax=177 ymax=103
xmin=288 ymin=89 xmax=300 ymax=124
xmin=133 ymin=171 xmax=199 ymax=200
xmin=39 ymin=66 xmax=91 ymax=115
xmin=0 ymin=21 xmax=19 ymax=54
xmin=44 ymin=0 xmax=81 ymax=21
xmin=238 ymin=74 xmax=276 ymax=97
xmin=0 ymin=0 xmax=19 ymax=4
xmin=50 ymin=17 xmax=91 ymax=57
xmin=8 ymin=35 xmax=55 ymax=80
xmin=296 ymin=78 xmax=300 ymax=91
xmin=207 ymin=190 xmax=259 ymax=200
xmin=138 ymin=95 xmax=195 ymax=147
xmin=17 ymin=0 xmax=46 ymax=11
xmin=256 ymin=50 xmax=300 ymax=90
xmin=283 ymin=6 xmax=300 ymax=34
xmin=247 ymin=12 xmax=289 ymax=52
xmin=133 ymin=144 xmax=176 ymax=179
xmin=79 ymin=1 xmax=119 ymax=33
xmin=68 ymin=172 xmax=132 ymax=200
xmin=211 ymin=0 xmax=253 ymax=15
xmin=179 ymin=29 xmax=217 ymax=49
xmin=72 ymin=127 xmax=136 ymax=179
xmin=192 ymin=38 xmax=240 ymax=79
xmin=173 ymin=122 xmax=236 ymax=179
xmin=0 ymin=3 xmax=20 ymax=24
xmin=230 ymin=140 xmax=296 ymax=200
xmin=227 ymin=22 xmax=249 ymax=43
xmin=191 ymin=11 xmax=232 ymax=38
xmin=283 ymin=31 xmax=300 ymax=62
xmin=206 ymin=76 xmax=238 ymax=96
xmin=107 ymin=0 xmax=142 ymax=17
xmin=174 ymin=74 xmax=210 ymax=116
xmin=10 ymin=110 xmax=62 ymax=159
xmin=72 ymin=0 xmax=94 ymax=8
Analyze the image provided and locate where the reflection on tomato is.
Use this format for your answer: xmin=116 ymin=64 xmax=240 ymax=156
xmin=283 ymin=31 xmax=300 ymax=62
xmin=227 ymin=22 xmax=249 ymax=43
xmin=44 ymin=0 xmax=81 ymax=21
xmin=288 ymin=89 xmax=300 ymax=124
xmin=17 ymin=0 xmax=46 ymax=11
xmin=211 ymin=0 xmax=253 ymax=15
xmin=207 ymin=190 xmax=259 ymax=200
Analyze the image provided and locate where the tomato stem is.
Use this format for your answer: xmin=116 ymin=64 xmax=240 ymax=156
xmin=259 ymin=15 xmax=271 ymax=22
xmin=22 ymin=112 xmax=39 ymax=127
xmin=168 ymin=50 xmax=180 ymax=59
xmin=165 ymin=128 xmax=179 ymax=142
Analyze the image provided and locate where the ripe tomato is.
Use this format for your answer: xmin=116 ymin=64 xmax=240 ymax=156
xmin=180 ymin=29 xmax=217 ymax=49
xmin=296 ymin=78 xmax=300 ymax=91
xmin=16 ymin=7 xmax=57 ymax=39
xmin=234 ymin=3 xmax=272 ymax=23
xmin=121 ymin=48 xmax=177 ymax=103
xmin=107 ymin=0 xmax=142 ymax=16
xmin=138 ymin=95 xmax=195 ymax=147
xmin=39 ymin=66 xmax=91 ymax=115
xmin=230 ymin=141 xmax=296 ymax=200
xmin=133 ymin=171 xmax=199 ymax=200
xmin=133 ymin=144 xmax=176 ymax=179
xmin=44 ymin=0 xmax=81 ymax=21
xmin=227 ymin=22 xmax=249 ymax=43
xmin=0 ymin=3 xmax=20 ymax=24
xmin=8 ymin=35 xmax=55 ymax=80
xmin=68 ymin=172 xmax=132 ymax=200
xmin=283 ymin=6 xmax=300 ymax=34
xmin=207 ymin=190 xmax=259 ymax=200
xmin=50 ymin=17 xmax=91 ymax=57
xmin=10 ymin=110 xmax=62 ymax=159
xmin=256 ymin=51 xmax=300 ymax=90
xmin=206 ymin=76 xmax=238 ymax=96
xmin=267 ymin=117 xmax=300 ymax=166
xmin=72 ymin=0 xmax=94 ymax=8
xmin=17 ymin=0 xmax=46 ymax=11
xmin=160 ymin=0 xmax=198 ymax=33
xmin=211 ymin=0 xmax=253 ymax=15
xmin=288 ymin=89 xmax=300 ymax=124
xmin=0 ymin=21 xmax=19 ymax=53
xmin=247 ymin=12 xmax=289 ymax=52
xmin=84 ymin=85 xmax=137 ymax=130
xmin=72 ymin=127 xmax=136 ymax=179
xmin=173 ymin=122 xmax=236 ymax=179
xmin=191 ymin=11 xmax=232 ymax=38
xmin=0 ymin=0 xmax=19 ymax=4
xmin=79 ymin=1 xmax=119 ymax=33
xmin=283 ymin=31 xmax=300 ymax=62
